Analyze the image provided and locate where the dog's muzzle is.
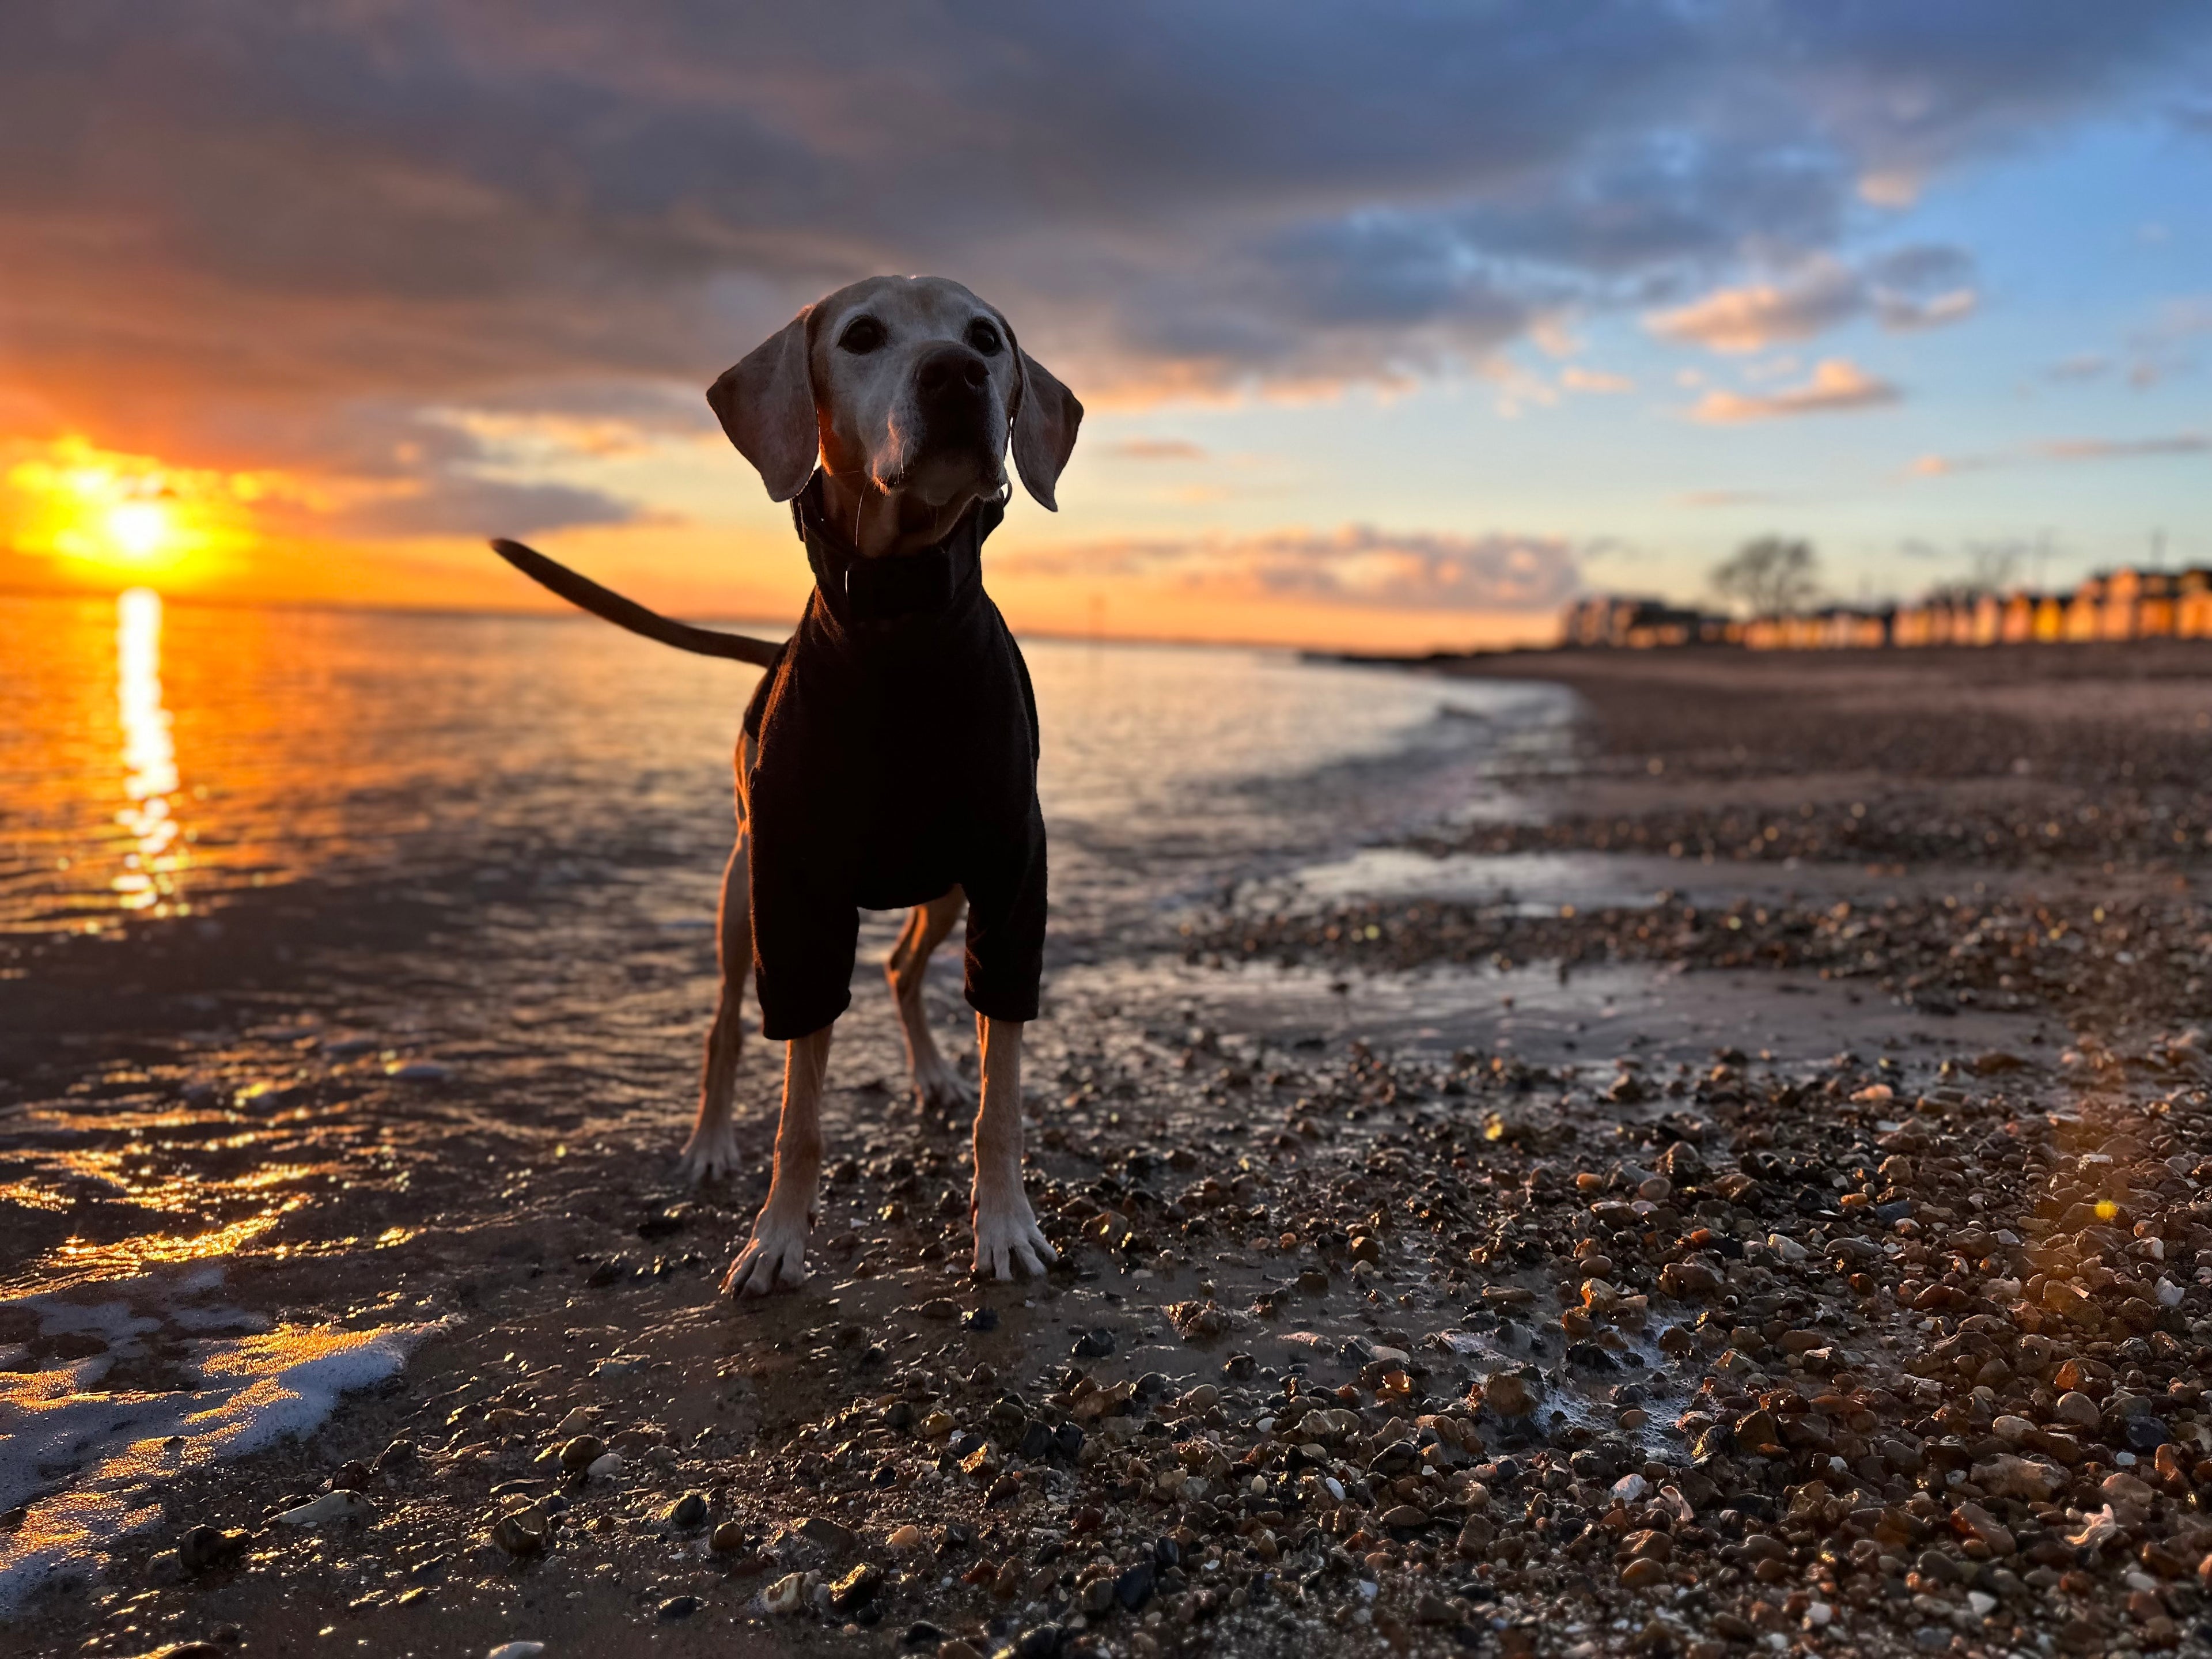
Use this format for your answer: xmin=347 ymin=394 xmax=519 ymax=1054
xmin=793 ymin=472 xmax=1005 ymax=627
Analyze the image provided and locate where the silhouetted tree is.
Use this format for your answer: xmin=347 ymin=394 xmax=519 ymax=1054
xmin=1959 ymin=540 xmax=2024 ymax=595
xmin=1711 ymin=536 xmax=1820 ymax=617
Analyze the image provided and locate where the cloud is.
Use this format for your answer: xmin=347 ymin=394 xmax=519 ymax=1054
xmin=0 ymin=3 xmax=2205 ymax=541
xmin=1912 ymin=431 xmax=2209 ymax=475
xmin=1646 ymin=258 xmax=1865 ymax=353
xmin=1689 ymin=359 xmax=1900 ymax=422
xmin=302 ymin=476 xmax=643 ymax=540
xmin=1645 ymin=247 xmax=1976 ymax=353
xmin=1560 ymin=366 xmax=1636 ymax=393
xmin=1001 ymin=525 xmax=1580 ymax=613
xmin=2041 ymin=433 xmax=2210 ymax=461
xmin=1874 ymin=287 xmax=1978 ymax=330
xmin=1104 ymin=438 xmax=1209 ymax=462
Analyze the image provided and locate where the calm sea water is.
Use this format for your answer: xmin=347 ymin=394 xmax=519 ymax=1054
xmin=0 ymin=591 xmax=1571 ymax=944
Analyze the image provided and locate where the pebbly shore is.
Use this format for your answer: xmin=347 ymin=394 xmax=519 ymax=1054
xmin=11 ymin=642 xmax=2212 ymax=1659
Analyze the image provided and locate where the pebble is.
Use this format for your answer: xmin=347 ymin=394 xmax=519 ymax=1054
xmin=271 ymin=1490 xmax=372 ymax=1528
xmin=2055 ymin=1390 xmax=2101 ymax=1427
xmin=177 ymin=1525 xmax=246 ymax=1573
xmin=1481 ymin=1372 xmax=1536 ymax=1416
xmin=828 ymin=1562 xmax=881 ymax=1613
xmin=761 ymin=1572 xmax=808 ymax=1615
xmin=556 ymin=1434 xmax=604 ymax=1471
xmin=794 ymin=1515 xmax=857 ymax=1554
xmin=489 ymin=1506 xmax=551 ymax=1556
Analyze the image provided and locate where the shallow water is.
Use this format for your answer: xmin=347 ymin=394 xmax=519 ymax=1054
xmin=0 ymin=591 xmax=1567 ymax=940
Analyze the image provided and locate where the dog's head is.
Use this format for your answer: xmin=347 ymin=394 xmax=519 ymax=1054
xmin=708 ymin=275 xmax=1082 ymax=517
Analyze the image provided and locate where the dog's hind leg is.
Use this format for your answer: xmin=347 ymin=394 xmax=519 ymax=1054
xmin=723 ymin=1022 xmax=830 ymax=1297
xmin=887 ymin=888 xmax=972 ymax=1113
xmin=678 ymin=832 xmax=752 ymax=1182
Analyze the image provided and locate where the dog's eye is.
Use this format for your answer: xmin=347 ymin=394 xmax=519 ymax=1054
xmin=965 ymin=319 xmax=1003 ymax=357
xmin=838 ymin=316 xmax=887 ymax=354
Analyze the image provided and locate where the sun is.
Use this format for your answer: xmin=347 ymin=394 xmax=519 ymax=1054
xmin=105 ymin=499 xmax=175 ymax=561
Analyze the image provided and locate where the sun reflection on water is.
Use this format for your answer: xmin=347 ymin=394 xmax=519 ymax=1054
xmin=112 ymin=588 xmax=187 ymax=914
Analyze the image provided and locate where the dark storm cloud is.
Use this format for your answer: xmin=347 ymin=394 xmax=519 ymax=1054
xmin=1 ymin=2 xmax=2207 ymax=532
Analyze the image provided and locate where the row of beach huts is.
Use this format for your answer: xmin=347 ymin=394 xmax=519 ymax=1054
xmin=1563 ymin=567 xmax=2212 ymax=652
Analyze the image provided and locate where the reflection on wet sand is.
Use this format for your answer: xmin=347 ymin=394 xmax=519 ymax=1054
xmin=112 ymin=589 xmax=186 ymax=915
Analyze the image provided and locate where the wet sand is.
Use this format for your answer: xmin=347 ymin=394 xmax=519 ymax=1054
xmin=10 ymin=642 xmax=2212 ymax=1658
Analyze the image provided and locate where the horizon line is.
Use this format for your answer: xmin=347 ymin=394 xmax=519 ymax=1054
xmin=0 ymin=581 xmax=1543 ymax=658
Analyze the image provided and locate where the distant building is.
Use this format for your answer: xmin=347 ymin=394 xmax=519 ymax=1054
xmin=1558 ymin=595 xmax=1728 ymax=649
xmin=1562 ymin=564 xmax=2212 ymax=652
xmin=2181 ymin=571 xmax=2212 ymax=639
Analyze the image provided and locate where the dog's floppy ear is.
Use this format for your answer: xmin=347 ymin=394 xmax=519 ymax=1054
xmin=1009 ymin=347 xmax=1083 ymax=512
xmin=707 ymin=308 xmax=819 ymax=502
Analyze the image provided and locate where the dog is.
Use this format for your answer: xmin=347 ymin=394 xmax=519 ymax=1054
xmin=493 ymin=275 xmax=1081 ymax=1294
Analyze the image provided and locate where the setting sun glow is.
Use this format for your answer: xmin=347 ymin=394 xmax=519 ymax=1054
xmin=2 ymin=435 xmax=262 ymax=585
xmin=104 ymin=499 xmax=174 ymax=561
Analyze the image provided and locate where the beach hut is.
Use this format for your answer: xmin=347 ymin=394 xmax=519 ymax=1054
xmin=2178 ymin=571 xmax=2212 ymax=639
xmin=1822 ymin=608 xmax=1889 ymax=649
xmin=2065 ymin=577 xmax=2104 ymax=642
xmin=1743 ymin=616 xmax=1787 ymax=650
xmin=2101 ymin=569 xmax=2142 ymax=642
xmin=2135 ymin=571 xmax=2179 ymax=639
xmin=1968 ymin=593 xmax=2002 ymax=646
xmin=1999 ymin=592 xmax=2039 ymax=643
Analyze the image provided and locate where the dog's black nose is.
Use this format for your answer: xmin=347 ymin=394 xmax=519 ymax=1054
xmin=915 ymin=344 xmax=991 ymax=401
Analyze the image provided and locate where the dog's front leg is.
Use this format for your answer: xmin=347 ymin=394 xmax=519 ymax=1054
xmin=722 ymin=1024 xmax=831 ymax=1297
xmin=968 ymin=1015 xmax=1057 ymax=1280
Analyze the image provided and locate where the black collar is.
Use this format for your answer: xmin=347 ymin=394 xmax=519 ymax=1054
xmin=791 ymin=474 xmax=1006 ymax=624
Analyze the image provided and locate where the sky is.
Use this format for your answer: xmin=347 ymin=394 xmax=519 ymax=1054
xmin=0 ymin=3 xmax=2207 ymax=651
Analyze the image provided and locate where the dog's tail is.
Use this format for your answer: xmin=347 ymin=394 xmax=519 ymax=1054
xmin=491 ymin=539 xmax=783 ymax=667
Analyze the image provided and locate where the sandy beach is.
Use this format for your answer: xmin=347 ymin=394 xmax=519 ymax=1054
xmin=10 ymin=635 xmax=2212 ymax=1659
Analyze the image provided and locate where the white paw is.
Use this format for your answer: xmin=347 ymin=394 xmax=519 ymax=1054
xmin=913 ymin=1058 xmax=975 ymax=1113
xmin=970 ymin=1186 xmax=1058 ymax=1281
xmin=722 ymin=1206 xmax=813 ymax=1299
xmin=676 ymin=1123 xmax=744 ymax=1184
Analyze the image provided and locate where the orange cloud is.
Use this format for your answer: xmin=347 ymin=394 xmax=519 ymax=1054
xmin=1688 ymin=359 xmax=1899 ymax=423
xmin=1910 ymin=431 xmax=2208 ymax=478
xmin=1646 ymin=259 xmax=1861 ymax=354
xmin=1560 ymin=366 xmax=1634 ymax=394
xmin=1648 ymin=251 xmax=1976 ymax=354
